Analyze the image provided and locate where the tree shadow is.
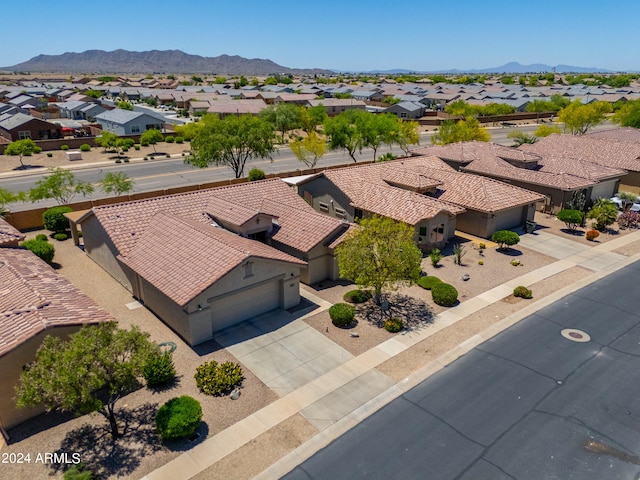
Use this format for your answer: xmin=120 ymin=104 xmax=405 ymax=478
xmin=496 ymin=248 xmax=523 ymax=257
xmin=13 ymin=164 xmax=44 ymax=171
xmin=356 ymin=294 xmax=434 ymax=330
xmin=146 ymin=375 xmax=183 ymax=395
xmin=560 ymin=228 xmax=585 ymax=236
xmin=161 ymin=421 xmax=210 ymax=452
xmin=48 ymin=402 xmax=163 ymax=478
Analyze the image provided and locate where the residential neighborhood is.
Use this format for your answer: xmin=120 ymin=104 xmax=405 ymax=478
xmin=3 ymin=65 xmax=640 ymax=480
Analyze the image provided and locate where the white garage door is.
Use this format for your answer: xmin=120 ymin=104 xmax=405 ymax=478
xmin=590 ymin=180 xmax=617 ymax=201
xmin=494 ymin=206 xmax=526 ymax=232
xmin=211 ymin=280 xmax=281 ymax=331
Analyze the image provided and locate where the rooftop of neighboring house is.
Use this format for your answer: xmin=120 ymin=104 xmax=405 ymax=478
xmin=0 ymin=248 xmax=114 ymax=357
xmin=0 ymin=218 xmax=25 ymax=247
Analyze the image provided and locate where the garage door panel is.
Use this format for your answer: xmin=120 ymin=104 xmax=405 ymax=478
xmin=495 ymin=207 xmax=525 ymax=232
xmin=212 ymin=280 xmax=281 ymax=331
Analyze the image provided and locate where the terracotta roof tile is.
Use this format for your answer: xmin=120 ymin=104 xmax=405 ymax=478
xmin=0 ymin=249 xmax=113 ymax=357
xmin=0 ymin=218 xmax=25 ymax=246
xmin=588 ymin=127 xmax=640 ymax=143
xmin=118 ymin=213 xmax=305 ymax=306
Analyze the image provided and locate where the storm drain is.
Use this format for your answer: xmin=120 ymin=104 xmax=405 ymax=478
xmin=561 ymin=328 xmax=591 ymax=343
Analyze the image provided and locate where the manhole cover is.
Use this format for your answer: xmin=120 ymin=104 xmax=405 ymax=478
xmin=561 ymin=328 xmax=591 ymax=343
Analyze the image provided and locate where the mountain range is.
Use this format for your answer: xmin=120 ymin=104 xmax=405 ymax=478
xmin=363 ymin=62 xmax=614 ymax=75
xmin=2 ymin=49 xmax=333 ymax=75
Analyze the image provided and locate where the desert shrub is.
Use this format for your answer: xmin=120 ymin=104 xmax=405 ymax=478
xmin=618 ymin=211 xmax=640 ymax=229
xmin=164 ymin=135 xmax=175 ymax=143
xmin=195 ymin=360 xmax=243 ymax=396
xmin=175 ymin=136 xmax=184 ymax=144
xmin=511 ymin=259 xmax=520 ymax=266
xmin=63 ymin=463 xmax=94 ymax=480
xmin=417 ymin=276 xmax=442 ymax=290
xmin=79 ymin=144 xmax=91 ymax=152
xmin=248 ymin=167 xmax=266 ymax=182
xmin=122 ymin=138 xmax=135 ymax=148
xmin=134 ymin=145 xmax=140 ymax=150
xmin=122 ymin=147 xmax=129 ymax=152
xmin=140 ymin=140 xmax=149 ymax=147
xmin=453 ymin=243 xmax=466 ymax=265
xmin=585 ymin=229 xmax=600 ymax=241
xmin=384 ymin=318 xmax=403 ymax=333
xmin=35 ymin=233 xmax=48 ymax=242
xmin=144 ymin=351 xmax=176 ymax=387
xmin=431 ymin=283 xmax=458 ymax=307
xmin=46 ymin=152 xmax=53 ymax=157
xmin=343 ymin=289 xmax=372 ymax=304
xmin=155 ymin=396 xmax=202 ymax=440
xmin=33 ymin=146 xmax=42 ymax=154
xmin=53 ymin=232 xmax=68 ymax=241
xmin=165 ymin=153 xmax=171 ymax=158
xmin=43 ymin=206 xmax=73 ymax=233
xmin=513 ymin=286 xmax=533 ymax=299
xmin=115 ymin=159 xmax=122 ymax=163
xmin=60 ymin=144 xmax=69 ymax=150
xmin=478 ymin=260 xmax=484 ymax=265
xmin=491 ymin=230 xmax=520 ymax=250
xmin=587 ymin=199 xmax=619 ymax=230
xmin=329 ymin=303 xmax=355 ymax=328
xmin=556 ymin=209 xmax=583 ymax=230
xmin=429 ymin=248 xmax=442 ymax=267
xmin=22 ymin=238 xmax=55 ymax=263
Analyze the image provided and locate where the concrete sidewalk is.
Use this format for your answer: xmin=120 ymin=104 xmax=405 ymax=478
xmin=142 ymin=229 xmax=640 ymax=480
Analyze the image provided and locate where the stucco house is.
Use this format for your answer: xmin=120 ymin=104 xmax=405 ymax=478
xmin=75 ymin=179 xmax=351 ymax=345
xmin=0 ymin=248 xmax=114 ymax=435
xmin=94 ymin=109 xmax=164 ymax=135
xmin=0 ymin=112 xmax=62 ymax=141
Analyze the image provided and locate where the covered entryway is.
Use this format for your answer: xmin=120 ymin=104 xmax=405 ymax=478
xmin=211 ymin=279 xmax=282 ymax=331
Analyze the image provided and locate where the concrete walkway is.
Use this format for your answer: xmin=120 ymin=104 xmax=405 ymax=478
xmin=141 ymin=229 xmax=640 ymax=480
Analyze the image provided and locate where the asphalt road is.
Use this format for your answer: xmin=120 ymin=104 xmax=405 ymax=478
xmin=281 ymin=260 xmax=640 ymax=480
xmin=0 ymin=123 xmax=614 ymax=212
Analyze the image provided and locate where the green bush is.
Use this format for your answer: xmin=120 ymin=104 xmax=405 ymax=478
xmin=122 ymin=138 xmax=135 ymax=148
xmin=115 ymin=159 xmax=122 ymax=163
xmin=46 ymin=152 xmax=53 ymax=157
xmin=22 ymin=239 xmax=55 ymax=263
xmin=63 ymin=463 xmax=94 ymax=480
xmin=491 ymin=230 xmax=520 ymax=250
xmin=248 ymin=167 xmax=266 ymax=181
xmin=43 ymin=206 xmax=73 ymax=233
xmin=195 ymin=360 xmax=243 ymax=396
xmin=141 ymin=140 xmax=149 ymax=147
xmin=343 ymin=289 xmax=372 ymax=304
xmin=384 ymin=318 xmax=403 ymax=333
xmin=429 ymin=248 xmax=442 ymax=267
xmin=79 ymin=144 xmax=91 ymax=152
xmin=144 ymin=351 xmax=176 ymax=387
xmin=35 ymin=233 xmax=48 ymax=242
xmin=165 ymin=135 xmax=175 ymax=143
xmin=556 ymin=209 xmax=583 ymax=230
xmin=33 ymin=146 xmax=42 ymax=154
xmin=417 ymin=276 xmax=442 ymax=290
xmin=134 ymin=145 xmax=141 ymax=150
xmin=329 ymin=303 xmax=356 ymax=328
xmin=53 ymin=232 xmax=68 ymax=241
xmin=513 ymin=286 xmax=533 ymax=299
xmin=175 ymin=136 xmax=184 ymax=144
xmin=60 ymin=144 xmax=69 ymax=150
xmin=431 ymin=283 xmax=458 ymax=307
xmin=155 ymin=396 xmax=202 ymax=440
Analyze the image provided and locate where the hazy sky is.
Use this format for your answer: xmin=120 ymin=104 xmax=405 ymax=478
xmin=3 ymin=0 xmax=638 ymax=72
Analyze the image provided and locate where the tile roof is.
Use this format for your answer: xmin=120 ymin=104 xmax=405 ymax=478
xmin=0 ymin=218 xmax=25 ymax=246
xmin=86 ymin=178 xmax=347 ymax=256
xmin=118 ymin=213 xmax=305 ymax=306
xmin=587 ymin=127 xmax=640 ymax=143
xmin=0 ymin=248 xmax=114 ymax=357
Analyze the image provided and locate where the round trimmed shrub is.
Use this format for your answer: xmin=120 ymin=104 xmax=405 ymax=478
xmin=155 ymin=396 xmax=202 ymax=440
xmin=195 ymin=360 xmax=243 ymax=396
xmin=80 ymin=144 xmax=91 ymax=152
xmin=164 ymin=135 xmax=175 ymax=143
xmin=43 ymin=206 xmax=73 ymax=233
xmin=60 ymin=144 xmax=69 ymax=151
xmin=63 ymin=463 xmax=94 ymax=480
xmin=417 ymin=276 xmax=442 ymax=290
xmin=586 ymin=229 xmax=600 ymax=241
xmin=431 ymin=283 xmax=458 ymax=307
xmin=384 ymin=318 xmax=403 ymax=333
xmin=53 ymin=232 xmax=68 ymax=241
xmin=46 ymin=152 xmax=53 ymax=157
xmin=513 ymin=286 xmax=533 ymax=299
xmin=122 ymin=138 xmax=135 ymax=148
xmin=35 ymin=233 xmax=48 ymax=242
xmin=329 ymin=303 xmax=355 ymax=328
xmin=134 ymin=145 xmax=141 ymax=150
xmin=144 ymin=351 xmax=176 ymax=387
xmin=33 ymin=146 xmax=42 ymax=154
xmin=175 ymin=136 xmax=184 ymax=144
xmin=248 ymin=167 xmax=266 ymax=182
xmin=22 ymin=238 xmax=55 ymax=263
xmin=140 ymin=140 xmax=150 ymax=147
xmin=343 ymin=289 xmax=372 ymax=304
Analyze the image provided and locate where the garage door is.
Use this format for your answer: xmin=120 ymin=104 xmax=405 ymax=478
xmin=211 ymin=279 xmax=281 ymax=331
xmin=494 ymin=206 xmax=526 ymax=232
xmin=590 ymin=180 xmax=617 ymax=201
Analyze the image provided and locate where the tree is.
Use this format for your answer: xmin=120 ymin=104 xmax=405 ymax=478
xmin=586 ymin=198 xmax=619 ymax=230
xmin=393 ymin=120 xmax=420 ymax=155
xmin=95 ymin=131 xmax=119 ymax=153
xmin=248 ymin=167 xmax=266 ymax=181
xmin=612 ymin=99 xmax=640 ymax=129
xmin=556 ymin=209 xmax=583 ymax=231
xmin=117 ymin=101 xmax=134 ymax=110
xmin=29 ymin=167 xmax=94 ymax=205
xmin=324 ymin=109 xmax=367 ymax=162
xmin=5 ymin=138 xmax=37 ymax=169
xmin=16 ymin=322 xmax=157 ymax=439
xmin=358 ymin=113 xmax=399 ymax=162
xmin=140 ymin=128 xmax=164 ymax=154
xmin=507 ymin=130 xmax=538 ymax=146
xmin=431 ymin=118 xmax=491 ymax=145
xmin=0 ymin=187 xmax=25 ymax=218
xmin=300 ymin=104 xmax=328 ymax=133
xmin=558 ymin=100 xmax=612 ymax=135
xmin=259 ymin=103 xmax=301 ymax=143
xmin=186 ymin=114 xmax=275 ymax=178
xmin=335 ymin=215 xmax=422 ymax=305
xmin=290 ymin=131 xmax=326 ymax=168
xmin=100 ymin=171 xmax=134 ymax=196
xmin=491 ymin=230 xmax=520 ymax=250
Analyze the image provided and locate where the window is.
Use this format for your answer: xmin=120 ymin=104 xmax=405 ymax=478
xmin=18 ymin=130 xmax=31 ymax=139
xmin=419 ymin=226 xmax=427 ymax=237
xmin=130 ymin=125 xmax=140 ymax=133
xmin=335 ymin=207 xmax=347 ymax=219
xmin=319 ymin=202 xmax=329 ymax=212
